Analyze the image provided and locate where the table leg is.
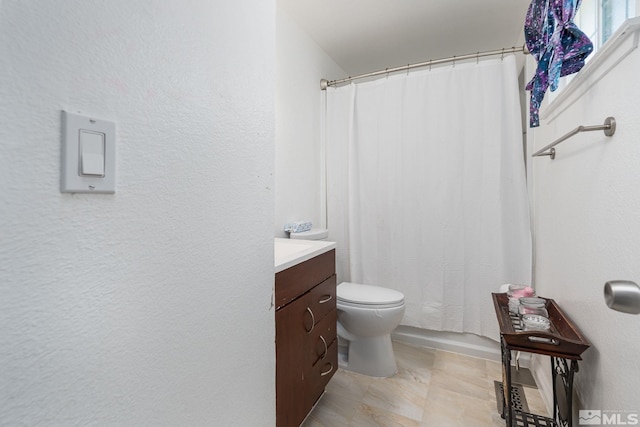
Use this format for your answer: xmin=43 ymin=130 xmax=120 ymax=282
xmin=500 ymin=337 xmax=512 ymax=426
xmin=552 ymin=357 xmax=579 ymax=427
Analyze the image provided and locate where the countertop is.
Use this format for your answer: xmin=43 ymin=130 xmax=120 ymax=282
xmin=274 ymin=238 xmax=336 ymax=273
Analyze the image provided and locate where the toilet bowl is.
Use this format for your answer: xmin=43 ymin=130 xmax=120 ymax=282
xmin=336 ymin=282 xmax=405 ymax=377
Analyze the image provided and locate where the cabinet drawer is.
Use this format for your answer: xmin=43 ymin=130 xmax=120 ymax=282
xmin=308 ymin=339 xmax=338 ymax=405
xmin=309 ymin=309 xmax=337 ymax=365
xmin=308 ymin=275 xmax=336 ymax=324
xmin=275 ymin=249 xmax=335 ymax=309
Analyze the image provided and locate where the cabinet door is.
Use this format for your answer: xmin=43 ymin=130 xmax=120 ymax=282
xmin=275 ymin=292 xmax=313 ymax=427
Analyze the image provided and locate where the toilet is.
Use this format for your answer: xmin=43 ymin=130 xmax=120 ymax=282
xmin=288 ymin=227 xmax=406 ymax=377
xmin=336 ymin=282 xmax=405 ymax=377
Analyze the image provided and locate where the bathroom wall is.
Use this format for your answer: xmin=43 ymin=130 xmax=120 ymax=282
xmin=527 ymin=19 xmax=640 ymax=418
xmin=275 ymin=6 xmax=346 ymax=237
xmin=0 ymin=1 xmax=276 ymax=425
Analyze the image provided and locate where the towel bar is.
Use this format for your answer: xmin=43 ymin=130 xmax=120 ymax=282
xmin=533 ymin=117 xmax=616 ymax=160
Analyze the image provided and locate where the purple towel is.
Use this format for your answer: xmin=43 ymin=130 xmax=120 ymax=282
xmin=524 ymin=0 xmax=593 ymax=127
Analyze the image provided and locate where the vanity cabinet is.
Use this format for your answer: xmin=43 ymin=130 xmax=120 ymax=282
xmin=275 ymin=249 xmax=337 ymax=427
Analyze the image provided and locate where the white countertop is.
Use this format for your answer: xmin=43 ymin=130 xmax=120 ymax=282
xmin=274 ymin=238 xmax=336 ymax=273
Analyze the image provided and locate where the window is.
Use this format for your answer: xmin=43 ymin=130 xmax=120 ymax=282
xmin=574 ymin=0 xmax=636 ymax=52
xmin=547 ymin=0 xmax=637 ymax=99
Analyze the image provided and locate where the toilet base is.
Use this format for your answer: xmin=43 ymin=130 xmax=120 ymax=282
xmin=338 ymin=334 xmax=398 ymax=377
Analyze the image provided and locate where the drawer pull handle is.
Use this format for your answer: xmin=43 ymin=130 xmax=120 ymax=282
xmin=320 ymin=362 xmax=333 ymax=377
xmin=319 ymin=335 xmax=328 ymax=359
xmin=305 ymin=307 xmax=315 ymax=334
xmin=319 ymin=295 xmax=333 ymax=304
xmin=528 ymin=336 xmax=559 ymax=345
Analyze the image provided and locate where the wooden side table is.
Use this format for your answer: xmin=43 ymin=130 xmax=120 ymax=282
xmin=492 ymin=293 xmax=590 ymax=427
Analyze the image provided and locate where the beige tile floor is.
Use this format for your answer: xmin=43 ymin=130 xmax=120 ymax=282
xmin=302 ymin=341 xmax=549 ymax=427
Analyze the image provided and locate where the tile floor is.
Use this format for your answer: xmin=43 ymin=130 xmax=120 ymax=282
xmin=302 ymin=341 xmax=549 ymax=427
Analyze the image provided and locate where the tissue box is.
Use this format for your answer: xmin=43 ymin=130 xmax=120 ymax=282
xmin=284 ymin=221 xmax=312 ymax=233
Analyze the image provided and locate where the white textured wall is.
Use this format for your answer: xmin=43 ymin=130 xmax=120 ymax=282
xmin=528 ymin=23 xmax=640 ymax=417
xmin=0 ymin=1 xmax=275 ymax=426
xmin=275 ymin=6 xmax=346 ymax=237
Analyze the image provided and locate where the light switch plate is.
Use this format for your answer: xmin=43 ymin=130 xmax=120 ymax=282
xmin=61 ymin=111 xmax=116 ymax=193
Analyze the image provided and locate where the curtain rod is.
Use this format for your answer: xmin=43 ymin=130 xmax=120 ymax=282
xmin=320 ymin=45 xmax=529 ymax=90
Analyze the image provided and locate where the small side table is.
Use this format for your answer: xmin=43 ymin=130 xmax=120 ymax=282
xmin=492 ymin=293 xmax=590 ymax=427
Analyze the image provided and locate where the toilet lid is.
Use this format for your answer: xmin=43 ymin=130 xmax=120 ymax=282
xmin=337 ymin=282 xmax=405 ymax=306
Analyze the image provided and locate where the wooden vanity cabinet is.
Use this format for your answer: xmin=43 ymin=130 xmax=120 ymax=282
xmin=275 ymin=249 xmax=337 ymax=427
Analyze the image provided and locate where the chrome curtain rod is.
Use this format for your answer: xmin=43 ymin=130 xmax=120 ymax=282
xmin=532 ymin=117 xmax=616 ymax=160
xmin=320 ymin=45 xmax=529 ymax=90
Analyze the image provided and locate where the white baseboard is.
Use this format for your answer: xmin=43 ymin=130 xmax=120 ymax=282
xmin=391 ymin=325 xmax=516 ymax=363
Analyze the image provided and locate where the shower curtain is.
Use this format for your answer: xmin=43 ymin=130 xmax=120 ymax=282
xmin=326 ymin=55 xmax=532 ymax=339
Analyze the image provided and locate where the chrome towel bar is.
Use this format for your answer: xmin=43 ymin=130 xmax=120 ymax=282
xmin=532 ymin=117 xmax=616 ymax=160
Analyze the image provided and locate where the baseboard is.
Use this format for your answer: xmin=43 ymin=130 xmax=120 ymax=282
xmin=391 ymin=325 xmax=513 ymax=363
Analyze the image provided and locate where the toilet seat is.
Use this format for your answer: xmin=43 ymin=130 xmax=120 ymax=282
xmin=337 ymin=282 xmax=405 ymax=309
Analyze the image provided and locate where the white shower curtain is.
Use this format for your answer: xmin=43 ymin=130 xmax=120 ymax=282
xmin=326 ymin=55 xmax=531 ymax=339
